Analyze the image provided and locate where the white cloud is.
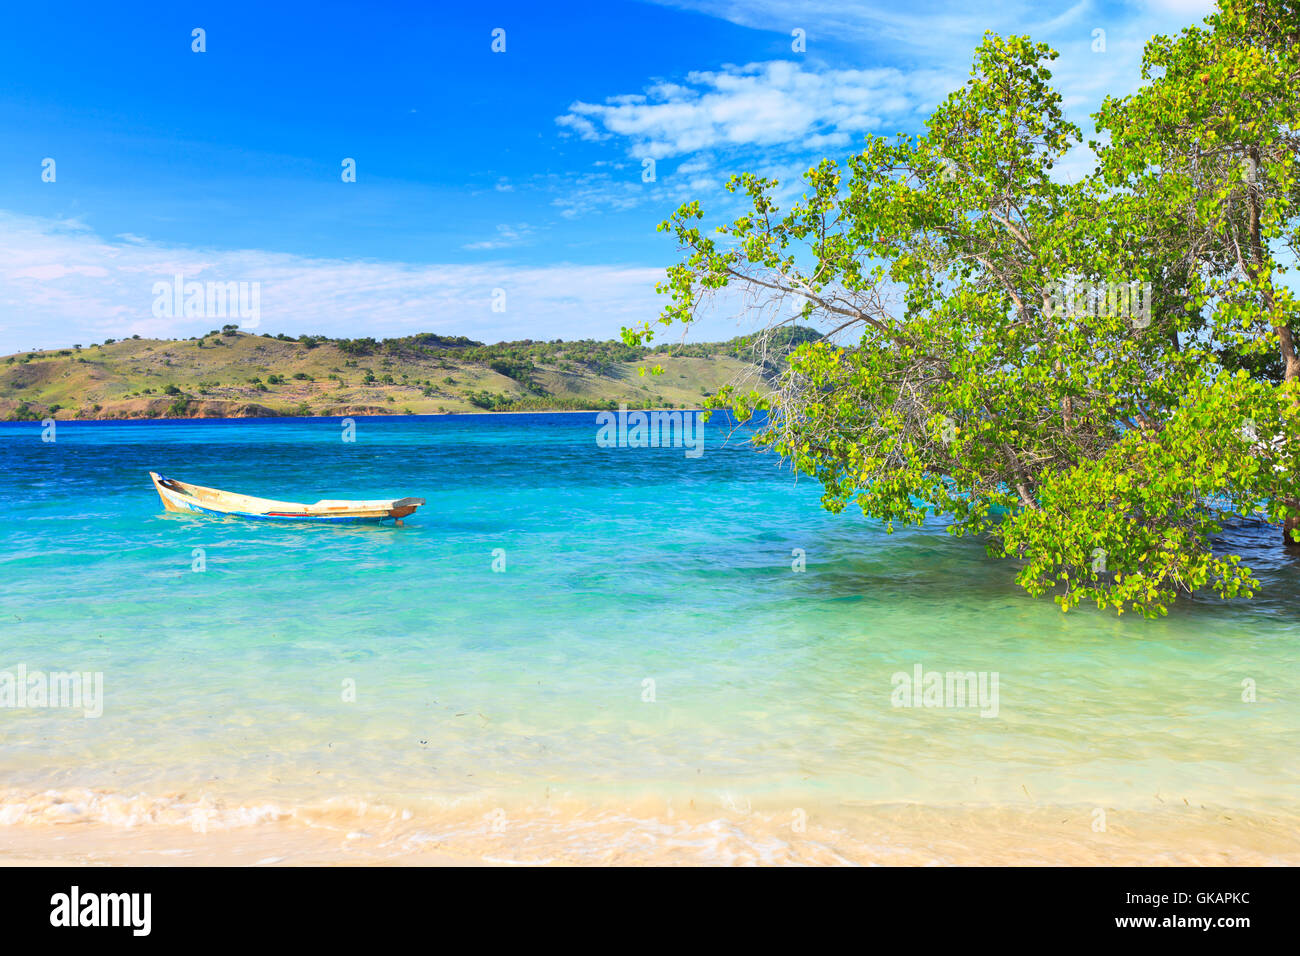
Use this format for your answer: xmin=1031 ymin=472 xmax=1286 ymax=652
xmin=462 ymin=223 xmax=534 ymax=250
xmin=0 ymin=212 xmax=670 ymax=351
xmin=559 ymin=60 xmax=955 ymax=159
xmin=552 ymin=1 xmax=1220 ymax=214
xmin=1143 ymin=0 xmax=1215 ymax=14
xmin=619 ymin=1 xmax=1218 ymax=149
xmin=548 ymin=173 xmax=655 ymax=220
xmin=555 ymin=113 xmax=606 ymax=142
xmin=646 ymin=1 xmax=1210 ymax=58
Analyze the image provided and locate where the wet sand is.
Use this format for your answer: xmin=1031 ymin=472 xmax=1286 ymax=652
xmin=3 ymin=793 xmax=1296 ymax=866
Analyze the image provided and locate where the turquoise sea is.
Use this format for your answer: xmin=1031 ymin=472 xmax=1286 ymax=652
xmin=1 ymin=413 xmax=1298 ymax=863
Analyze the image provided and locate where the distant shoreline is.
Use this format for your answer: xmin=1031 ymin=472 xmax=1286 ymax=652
xmin=0 ymin=330 xmax=774 ymax=423
xmin=2 ymin=406 xmax=713 ymax=424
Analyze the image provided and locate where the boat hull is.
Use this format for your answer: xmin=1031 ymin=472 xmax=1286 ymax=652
xmin=150 ymin=472 xmax=423 ymax=524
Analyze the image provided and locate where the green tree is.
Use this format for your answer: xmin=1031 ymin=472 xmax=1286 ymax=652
xmin=636 ymin=20 xmax=1299 ymax=616
xmin=1091 ymin=0 xmax=1300 ymax=537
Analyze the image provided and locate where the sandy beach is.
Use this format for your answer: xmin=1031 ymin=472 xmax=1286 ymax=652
xmin=4 ymin=791 xmax=1297 ymax=866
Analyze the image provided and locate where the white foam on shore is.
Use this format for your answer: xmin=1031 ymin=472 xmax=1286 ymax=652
xmin=2 ymin=785 xmax=1298 ymax=866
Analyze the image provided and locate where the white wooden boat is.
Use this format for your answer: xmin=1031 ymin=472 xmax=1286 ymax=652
xmin=149 ymin=472 xmax=425 ymax=525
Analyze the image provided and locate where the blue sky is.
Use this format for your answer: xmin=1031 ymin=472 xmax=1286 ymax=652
xmin=0 ymin=0 xmax=1215 ymax=351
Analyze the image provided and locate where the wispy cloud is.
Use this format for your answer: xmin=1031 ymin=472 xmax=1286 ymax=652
xmin=547 ymin=171 xmax=664 ymax=220
xmin=559 ymin=60 xmax=955 ymax=159
xmin=579 ymin=2 xmax=1223 ymax=150
xmin=555 ymin=1 xmax=1219 ymax=208
xmin=0 ymin=212 xmax=668 ymax=351
xmin=462 ymin=223 xmax=535 ymax=250
xmin=647 ymin=1 xmax=1214 ymax=61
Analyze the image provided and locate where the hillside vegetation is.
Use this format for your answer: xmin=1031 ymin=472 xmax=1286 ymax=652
xmin=0 ymin=327 xmax=806 ymax=420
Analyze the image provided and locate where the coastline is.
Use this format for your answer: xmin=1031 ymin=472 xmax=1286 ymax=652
xmin=3 ymin=789 xmax=1296 ymax=866
xmin=8 ymin=407 xmax=693 ymax=423
xmin=0 ymin=332 xmax=757 ymax=423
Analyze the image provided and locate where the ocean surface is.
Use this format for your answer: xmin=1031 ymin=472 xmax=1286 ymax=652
xmin=1 ymin=413 xmax=1298 ymax=864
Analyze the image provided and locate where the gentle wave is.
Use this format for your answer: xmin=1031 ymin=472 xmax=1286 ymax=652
xmin=2 ymin=786 xmax=1298 ymax=866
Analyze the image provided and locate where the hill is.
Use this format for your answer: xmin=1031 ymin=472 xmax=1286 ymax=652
xmin=0 ymin=327 xmax=815 ymax=420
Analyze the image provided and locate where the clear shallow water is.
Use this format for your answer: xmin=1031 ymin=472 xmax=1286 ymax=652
xmin=1 ymin=414 xmax=1298 ymax=858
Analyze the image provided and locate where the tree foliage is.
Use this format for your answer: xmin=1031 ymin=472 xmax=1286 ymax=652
xmin=631 ymin=3 xmax=1300 ymax=616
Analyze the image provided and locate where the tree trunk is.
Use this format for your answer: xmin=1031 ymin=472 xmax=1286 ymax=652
xmin=1285 ymin=500 xmax=1300 ymax=548
xmin=1245 ymin=148 xmax=1300 ymax=543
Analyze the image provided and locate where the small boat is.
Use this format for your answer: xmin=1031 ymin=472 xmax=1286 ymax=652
xmin=149 ymin=472 xmax=425 ymax=525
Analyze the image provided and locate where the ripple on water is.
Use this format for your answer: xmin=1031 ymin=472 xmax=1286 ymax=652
xmin=1 ymin=415 xmax=1297 ymax=857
